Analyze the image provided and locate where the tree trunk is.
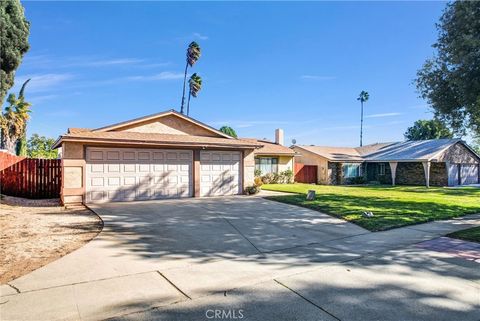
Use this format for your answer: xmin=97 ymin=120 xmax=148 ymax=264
xmin=180 ymin=62 xmax=189 ymax=114
xmin=360 ymin=101 xmax=364 ymax=147
xmin=187 ymin=91 xmax=192 ymax=116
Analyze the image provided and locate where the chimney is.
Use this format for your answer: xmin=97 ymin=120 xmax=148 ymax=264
xmin=275 ymin=128 xmax=284 ymax=146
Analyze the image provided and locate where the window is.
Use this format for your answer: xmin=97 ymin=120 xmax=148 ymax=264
xmin=255 ymin=157 xmax=278 ymax=175
xmin=379 ymin=163 xmax=386 ymax=175
xmin=343 ymin=163 xmax=361 ymax=178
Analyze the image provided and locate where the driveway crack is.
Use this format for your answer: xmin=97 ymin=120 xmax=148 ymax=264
xmin=7 ymin=283 xmax=20 ymax=294
xmin=157 ymin=271 xmax=192 ymax=300
xmin=274 ymin=279 xmax=342 ymax=321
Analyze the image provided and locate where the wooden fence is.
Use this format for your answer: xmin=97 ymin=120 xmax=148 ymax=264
xmin=0 ymin=152 xmax=61 ymax=199
xmin=294 ymin=163 xmax=318 ymax=184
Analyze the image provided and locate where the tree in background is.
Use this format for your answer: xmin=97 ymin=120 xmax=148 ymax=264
xmin=15 ymin=78 xmax=30 ymax=156
xmin=0 ymin=0 xmax=30 ymax=106
xmin=357 ymin=91 xmax=369 ymax=146
xmin=187 ymin=73 xmax=202 ymax=116
xmin=180 ymin=42 xmax=201 ymax=114
xmin=219 ymin=126 xmax=237 ymax=138
xmin=0 ymin=79 xmax=32 ymax=154
xmin=416 ymin=1 xmax=480 ymax=137
xmin=26 ymin=134 xmax=58 ymax=159
xmin=404 ymin=119 xmax=453 ymax=141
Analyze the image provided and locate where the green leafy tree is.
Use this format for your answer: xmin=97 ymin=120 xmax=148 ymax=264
xmin=0 ymin=0 xmax=30 ymax=106
xmin=26 ymin=134 xmax=58 ymax=159
xmin=0 ymin=79 xmax=31 ymax=154
xmin=180 ymin=41 xmax=201 ymax=114
xmin=219 ymin=126 xmax=237 ymax=138
xmin=415 ymin=1 xmax=480 ymax=136
xmin=357 ymin=91 xmax=369 ymax=146
xmin=187 ymin=73 xmax=202 ymax=116
xmin=404 ymin=119 xmax=454 ymax=141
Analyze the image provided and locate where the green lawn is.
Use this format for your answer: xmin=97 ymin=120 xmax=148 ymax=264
xmin=448 ymin=227 xmax=480 ymax=243
xmin=261 ymin=183 xmax=480 ymax=231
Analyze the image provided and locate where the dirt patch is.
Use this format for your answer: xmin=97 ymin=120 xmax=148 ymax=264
xmin=0 ymin=195 xmax=103 ymax=284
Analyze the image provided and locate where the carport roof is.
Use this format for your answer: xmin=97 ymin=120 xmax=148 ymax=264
xmin=54 ymin=131 xmax=263 ymax=149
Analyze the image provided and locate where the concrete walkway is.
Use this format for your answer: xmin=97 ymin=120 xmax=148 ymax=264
xmin=1 ymin=197 xmax=479 ymax=321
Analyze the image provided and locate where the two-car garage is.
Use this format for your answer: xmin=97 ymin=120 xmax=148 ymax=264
xmin=85 ymin=147 xmax=242 ymax=203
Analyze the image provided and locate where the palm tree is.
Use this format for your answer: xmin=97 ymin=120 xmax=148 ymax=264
xmin=16 ymin=79 xmax=31 ymax=156
xmin=180 ymin=42 xmax=201 ymax=114
xmin=187 ymin=73 xmax=202 ymax=116
xmin=0 ymin=79 xmax=31 ymax=154
xmin=357 ymin=90 xmax=369 ymax=147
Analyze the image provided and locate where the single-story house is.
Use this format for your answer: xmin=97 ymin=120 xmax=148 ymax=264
xmin=53 ymin=110 xmax=294 ymax=205
xmin=292 ymin=139 xmax=480 ymax=187
xmin=243 ymin=129 xmax=296 ymax=176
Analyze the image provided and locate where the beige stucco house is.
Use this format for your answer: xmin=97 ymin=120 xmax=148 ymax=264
xmin=53 ymin=110 xmax=294 ymax=205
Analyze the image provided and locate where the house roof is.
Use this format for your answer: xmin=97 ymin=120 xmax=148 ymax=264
xmin=54 ymin=109 xmax=259 ymax=149
xmin=92 ymin=109 xmax=233 ymax=139
xmin=54 ymin=131 xmax=262 ymax=149
xmin=295 ymin=139 xmax=476 ymax=162
xmin=362 ymin=139 xmax=465 ymax=162
xmin=242 ymin=138 xmax=295 ymax=156
xmin=294 ymin=145 xmax=364 ymax=161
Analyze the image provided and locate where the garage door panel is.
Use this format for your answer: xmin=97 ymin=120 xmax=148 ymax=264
xmin=460 ymin=164 xmax=479 ymax=185
xmin=200 ymin=151 xmax=241 ymax=197
xmin=86 ymin=148 xmax=192 ymax=203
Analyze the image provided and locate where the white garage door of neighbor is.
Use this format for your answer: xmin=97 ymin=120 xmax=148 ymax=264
xmin=200 ymin=151 xmax=241 ymax=197
xmin=86 ymin=147 xmax=192 ymax=203
xmin=460 ymin=164 xmax=479 ymax=185
xmin=447 ymin=164 xmax=459 ymax=186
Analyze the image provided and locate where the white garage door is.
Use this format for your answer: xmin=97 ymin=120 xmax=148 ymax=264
xmin=447 ymin=163 xmax=459 ymax=186
xmin=200 ymin=151 xmax=241 ymax=197
xmin=460 ymin=164 xmax=479 ymax=185
xmin=86 ymin=147 xmax=192 ymax=203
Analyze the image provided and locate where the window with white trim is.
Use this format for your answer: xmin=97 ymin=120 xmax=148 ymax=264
xmin=343 ymin=163 xmax=362 ymax=178
xmin=379 ymin=163 xmax=386 ymax=175
xmin=255 ymin=157 xmax=278 ymax=175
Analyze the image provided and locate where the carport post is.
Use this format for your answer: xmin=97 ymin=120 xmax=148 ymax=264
xmin=389 ymin=162 xmax=398 ymax=186
xmin=422 ymin=161 xmax=431 ymax=188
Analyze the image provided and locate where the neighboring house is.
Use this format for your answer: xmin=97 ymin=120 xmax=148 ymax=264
xmin=53 ymin=110 xmax=293 ymax=205
xmin=293 ymin=139 xmax=480 ymax=187
xmin=242 ymin=130 xmax=295 ymax=176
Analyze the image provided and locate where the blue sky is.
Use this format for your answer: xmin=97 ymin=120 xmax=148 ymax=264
xmin=12 ymin=1 xmax=447 ymax=146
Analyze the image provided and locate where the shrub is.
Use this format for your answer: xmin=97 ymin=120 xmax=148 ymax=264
xmin=347 ymin=176 xmax=365 ymax=185
xmin=261 ymin=173 xmax=275 ymax=184
xmin=281 ymin=169 xmax=293 ymax=183
xmin=254 ymin=176 xmax=263 ymax=187
xmin=254 ymin=169 xmax=262 ymax=177
xmin=245 ymin=185 xmax=260 ymax=195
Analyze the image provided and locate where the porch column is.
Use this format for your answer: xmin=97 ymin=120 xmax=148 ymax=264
xmin=389 ymin=162 xmax=398 ymax=186
xmin=422 ymin=161 xmax=431 ymax=188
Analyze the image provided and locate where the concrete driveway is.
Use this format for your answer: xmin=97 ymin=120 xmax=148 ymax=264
xmin=1 ymin=196 xmax=479 ymax=321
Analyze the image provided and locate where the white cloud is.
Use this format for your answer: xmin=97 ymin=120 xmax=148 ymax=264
xmin=126 ymin=71 xmax=184 ymax=81
xmin=300 ymin=75 xmax=336 ymax=81
xmin=365 ymin=112 xmax=402 ymax=118
xmin=14 ymin=73 xmax=74 ymax=92
xmin=79 ymin=58 xmax=144 ymax=67
xmin=193 ymin=32 xmax=209 ymax=40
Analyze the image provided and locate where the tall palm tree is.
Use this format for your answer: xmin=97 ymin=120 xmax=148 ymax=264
xmin=180 ymin=42 xmax=201 ymax=114
xmin=187 ymin=73 xmax=202 ymax=116
xmin=0 ymin=79 xmax=31 ymax=154
xmin=357 ymin=90 xmax=369 ymax=147
xmin=16 ymin=79 xmax=31 ymax=156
